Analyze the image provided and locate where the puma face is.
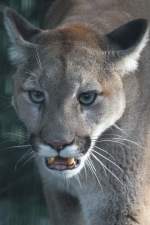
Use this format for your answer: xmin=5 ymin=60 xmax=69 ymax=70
xmin=4 ymin=8 xmax=149 ymax=178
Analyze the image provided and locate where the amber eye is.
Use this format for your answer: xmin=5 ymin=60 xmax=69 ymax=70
xmin=78 ymin=91 xmax=98 ymax=106
xmin=29 ymin=90 xmax=45 ymax=103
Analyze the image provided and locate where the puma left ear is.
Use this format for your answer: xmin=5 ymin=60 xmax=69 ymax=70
xmin=3 ymin=7 xmax=41 ymax=64
xmin=106 ymin=19 xmax=149 ymax=76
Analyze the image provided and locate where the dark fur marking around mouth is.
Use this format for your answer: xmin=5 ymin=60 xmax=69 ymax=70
xmin=126 ymin=214 xmax=140 ymax=224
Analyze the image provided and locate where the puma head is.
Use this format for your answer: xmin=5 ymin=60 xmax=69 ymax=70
xmin=4 ymin=8 xmax=149 ymax=178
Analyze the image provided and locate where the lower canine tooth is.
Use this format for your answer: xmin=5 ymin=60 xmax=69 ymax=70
xmin=67 ymin=158 xmax=75 ymax=166
xmin=47 ymin=157 xmax=55 ymax=165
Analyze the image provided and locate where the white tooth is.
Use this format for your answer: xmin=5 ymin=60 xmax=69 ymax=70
xmin=66 ymin=158 xmax=75 ymax=166
xmin=47 ymin=157 xmax=55 ymax=165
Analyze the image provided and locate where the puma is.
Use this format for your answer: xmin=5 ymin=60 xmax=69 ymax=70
xmin=3 ymin=0 xmax=150 ymax=224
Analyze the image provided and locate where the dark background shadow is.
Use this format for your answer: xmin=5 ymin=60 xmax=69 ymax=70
xmin=0 ymin=1 xmax=54 ymax=224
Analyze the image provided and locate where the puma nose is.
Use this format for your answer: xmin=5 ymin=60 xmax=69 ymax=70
xmin=47 ymin=140 xmax=74 ymax=151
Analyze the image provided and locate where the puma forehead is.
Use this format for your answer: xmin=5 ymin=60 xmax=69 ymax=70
xmin=57 ymin=24 xmax=101 ymax=47
xmin=34 ymin=23 xmax=101 ymax=44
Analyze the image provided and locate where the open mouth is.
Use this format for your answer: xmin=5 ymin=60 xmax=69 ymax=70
xmin=45 ymin=156 xmax=80 ymax=171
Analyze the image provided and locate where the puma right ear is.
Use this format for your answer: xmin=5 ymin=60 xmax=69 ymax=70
xmin=106 ymin=19 xmax=149 ymax=76
xmin=3 ymin=7 xmax=41 ymax=64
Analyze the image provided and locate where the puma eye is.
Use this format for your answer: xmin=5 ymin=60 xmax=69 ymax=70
xmin=28 ymin=90 xmax=45 ymax=103
xmin=78 ymin=91 xmax=98 ymax=106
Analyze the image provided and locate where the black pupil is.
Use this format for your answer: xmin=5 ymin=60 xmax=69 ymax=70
xmin=80 ymin=93 xmax=96 ymax=105
xmin=30 ymin=91 xmax=44 ymax=103
xmin=34 ymin=91 xmax=42 ymax=98
xmin=83 ymin=94 xmax=92 ymax=101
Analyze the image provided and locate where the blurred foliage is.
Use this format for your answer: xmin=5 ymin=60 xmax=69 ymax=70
xmin=0 ymin=0 xmax=54 ymax=146
xmin=0 ymin=1 xmax=54 ymax=224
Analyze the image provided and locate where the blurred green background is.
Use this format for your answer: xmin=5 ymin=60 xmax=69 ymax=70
xmin=0 ymin=1 xmax=54 ymax=224
xmin=0 ymin=0 xmax=54 ymax=146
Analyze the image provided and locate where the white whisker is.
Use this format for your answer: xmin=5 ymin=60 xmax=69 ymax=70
xmin=92 ymin=135 xmax=143 ymax=149
xmin=112 ymin=137 xmax=144 ymax=149
xmin=14 ymin=150 xmax=33 ymax=171
xmin=76 ymin=174 xmax=82 ymax=188
xmin=94 ymin=139 xmax=130 ymax=149
xmin=6 ymin=144 xmax=31 ymax=150
xmin=113 ymin=124 xmax=128 ymax=135
xmin=91 ymin=153 xmax=123 ymax=185
xmin=86 ymin=158 xmax=103 ymax=190
xmin=22 ymin=151 xmax=36 ymax=167
xmin=0 ymin=144 xmax=32 ymax=152
xmin=83 ymin=163 xmax=88 ymax=183
xmin=92 ymin=149 xmax=123 ymax=173
xmin=35 ymin=47 xmax=42 ymax=70
xmin=94 ymin=145 xmax=115 ymax=160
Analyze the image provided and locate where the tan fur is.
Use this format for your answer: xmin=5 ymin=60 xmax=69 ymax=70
xmin=59 ymin=24 xmax=98 ymax=47
xmin=3 ymin=1 xmax=150 ymax=225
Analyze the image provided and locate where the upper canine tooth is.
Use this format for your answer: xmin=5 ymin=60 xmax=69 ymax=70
xmin=66 ymin=158 xmax=75 ymax=165
xmin=47 ymin=157 xmax=55 ymax=165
